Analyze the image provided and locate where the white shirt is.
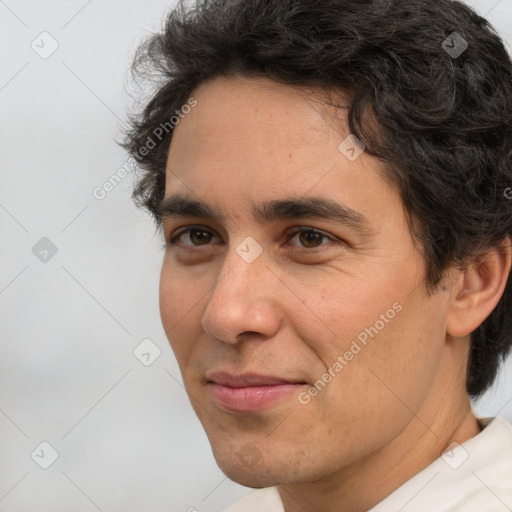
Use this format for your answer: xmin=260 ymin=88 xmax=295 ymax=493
xmin=223 ymin=416 xmax=512 ymax=512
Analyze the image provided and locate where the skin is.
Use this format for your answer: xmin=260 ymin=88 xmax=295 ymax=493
xmin=159 ymin=76 xmax=511 ymax=512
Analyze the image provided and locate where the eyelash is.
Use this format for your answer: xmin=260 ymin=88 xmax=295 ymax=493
xmin=167 ymin=225 xmax=337 ymax=249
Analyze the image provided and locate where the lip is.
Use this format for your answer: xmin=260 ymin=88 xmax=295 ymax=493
xmin=206 ymin=371 xmax=305 ymax=387
xmin=206 ymin=372 xmax=307 ymax=412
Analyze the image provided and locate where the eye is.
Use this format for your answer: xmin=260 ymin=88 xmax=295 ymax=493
xmin=169 ymin=226 xmax=221 ymax=247
xmin=287 ymin=228 xmax=336 ymax=249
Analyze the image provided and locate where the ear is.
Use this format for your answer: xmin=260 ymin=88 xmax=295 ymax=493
xmin=446 ymin=237 xmax=512 ymax=338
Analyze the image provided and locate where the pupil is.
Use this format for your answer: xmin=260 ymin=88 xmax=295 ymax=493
xmin=191 ymin=230 xmax=210 ymax=245
xmin=301 ymin=231 xmax=321 ymax=247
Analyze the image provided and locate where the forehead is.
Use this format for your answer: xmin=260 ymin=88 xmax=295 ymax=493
xmin=164 ymin=75 xmax=403 ymax=231
xmin=167 ymin=75 xmax=349 ymax=168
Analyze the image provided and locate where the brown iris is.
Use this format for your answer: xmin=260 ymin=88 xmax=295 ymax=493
xmin=299 ymin=230 xmax=323 ymax=248
xmin=189 ymin=230 xmax=213 ymax=245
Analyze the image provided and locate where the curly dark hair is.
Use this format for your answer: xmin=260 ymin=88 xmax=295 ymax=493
xmin=122 ymin=0 xmax=512 ymax=399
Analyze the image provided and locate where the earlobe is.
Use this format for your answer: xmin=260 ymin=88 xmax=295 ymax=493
xmin=446 ymin=237 xmax=512 ymax=338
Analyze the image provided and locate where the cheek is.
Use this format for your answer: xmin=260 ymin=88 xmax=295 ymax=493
xmin=159 ymin=265 xmax=180 ymax=334
xmin=159 ymin=256 xmax=207 ymax=318
xmin=159 ymin=260 xmax=206 ymax=363
xmin=297 ymin=262 xmax=444 ymax=396
xmin=296 ymin=271 xmax=400 ymax=363
xmin=310 ymin=279 xmax=445 ymax=418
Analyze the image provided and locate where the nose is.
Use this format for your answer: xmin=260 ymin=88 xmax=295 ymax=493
xmin=200 ymin=247 xmax=281 ymax=344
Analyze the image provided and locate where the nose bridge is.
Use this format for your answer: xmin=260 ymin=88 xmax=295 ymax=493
xmin=208 ymin=244 xmax=266 ymax=316
xmin=216 ymin=234 xmax=269 ymax=299
xmin=201 ymin=242 xmax=279 ymax=343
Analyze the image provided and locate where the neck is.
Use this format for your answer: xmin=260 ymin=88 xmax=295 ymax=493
xmin=278 ymin=397 xmax=480 ymax=512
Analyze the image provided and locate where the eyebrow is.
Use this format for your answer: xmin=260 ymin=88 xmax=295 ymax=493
xmin=158 ymin=194 xmax=373 ymax=234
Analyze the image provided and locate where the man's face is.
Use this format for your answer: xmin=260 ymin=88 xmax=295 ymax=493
xmin=160 ymin=76 xmax=452 ymax=487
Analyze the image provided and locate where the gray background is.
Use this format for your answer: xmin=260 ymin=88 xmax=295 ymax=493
xmin=0 ymin=1 xmax=511 ymax=511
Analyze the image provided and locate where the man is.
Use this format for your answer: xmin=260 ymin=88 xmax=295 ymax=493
xmin=122 ymin=0 xmax=512 ymax=510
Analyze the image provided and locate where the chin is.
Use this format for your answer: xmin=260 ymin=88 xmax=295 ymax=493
xmin=212 ymin=447 xmax=309 ymax=488
xmin=217 ymin=461 xmax=283 ymax=488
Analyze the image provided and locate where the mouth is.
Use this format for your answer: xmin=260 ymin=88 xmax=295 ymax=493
xmin=206 ymin=372 xmax=308 ymax=412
